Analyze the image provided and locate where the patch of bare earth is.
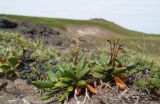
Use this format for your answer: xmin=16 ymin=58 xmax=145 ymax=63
xmin=0 ymin=79 xmax=159 ymax=104
xmin=68 ymin=86 xmax=159 ymax=104
xmin=0 ymin=79 xmax=44 ymax=104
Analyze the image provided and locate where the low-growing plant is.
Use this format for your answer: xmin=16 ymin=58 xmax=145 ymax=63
xmin=28 ymin=40 xmax=59 ymax=61
xmin=33 ymin=47 xmax=97 ymax=101
xmin=92 ymin=40 xmax=139 ymax=90
xmin=0 ymin=32 xmax=60 ymax=84
xmin=135 ymin=65 xmax=160 ymax=95
xmin=0 ymin=46 xmax=23 ymax=76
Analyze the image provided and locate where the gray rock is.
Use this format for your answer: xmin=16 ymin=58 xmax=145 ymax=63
xmin=18 ymin=22 xmax=60 ymax=36
xmin=0 ymin=19 xmax=18 ymax=28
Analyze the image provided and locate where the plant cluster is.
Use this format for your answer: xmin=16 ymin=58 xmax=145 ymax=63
xmin=0 ymin=31 xmax=59 ymax=82
xmin=0 ymin=31 xmax=159 ymax=102
xmin=33 ymin=47 xmax=97 ymax=101
xmin=32 ymin=40 xmax=142 ymax=102
xmin=0 ymin=46 xmax=23 ymax=75
xmin=91 ymin=40 xmax=139 ymax=90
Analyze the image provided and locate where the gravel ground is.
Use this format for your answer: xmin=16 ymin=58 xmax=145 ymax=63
xmin=0 ymin=79 xmax=159 ymax=104
xmin=0 ymin=79 xmax=44 ymax=104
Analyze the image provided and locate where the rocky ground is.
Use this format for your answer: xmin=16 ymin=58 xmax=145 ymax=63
xmin=0 ymin=78 xmax=43 ymax=104
xmin=0 ymin=78 xmax=159 ymax=104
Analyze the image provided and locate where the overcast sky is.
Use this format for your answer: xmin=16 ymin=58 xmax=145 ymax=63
xmin=0 ymin=0 xmax=160 ymax=34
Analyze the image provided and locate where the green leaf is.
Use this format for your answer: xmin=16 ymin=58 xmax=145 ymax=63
xmin=115 ymin=58 xmax=121 ymax=64
xmin=47 ymin=71 xmax=58 ymax=82
xmin=76 ymin=56 xmax=86 ymax=70
xmin=64 ymin=70 xmax=75 ymax=78
xmin=59 ymin=91 xmax=69 ymax=102
xmin=6 ymin=51 xmax=12 ymax=58
xmin=67 ymin=86 xmax=73 ymax=92
xmin=93 ymin=66 xmax=105 ymax=73
xmin=77 ymin=80 xmax=87 ymax=87
xmin=126 ymin=61 xmax=138 ymax=70
xmin=64 ymin=68 xmax=76 ymax=79
xmin=103 ymin=66 xmax=112 ymax=71
xmin=92 ymin=72 xmax=106 ymax=79
xmin=58 ymin=64 xmax=76 ymax=78
xmin=76 ymin=66 xmax=89 ymax=79
xmin=41 ymin=90 xmax=59 ymax=100
xmin=99 ymin=56 xmax=109 ymax=66
xmin=59 ymin=77 xmax=73 ymax=83
xmin=32 ymin=81 xmax=55 ymax=89
xmin=150 ymin=78 xmax=160 ymax=88
xmin=112 ymin=67 xmax=127 ymax=75
xmin=16 ymin=49 xmax=24 ymax=57
xmin=8 ymin=57 xmax=20 ymax=69
xmin=55 ymin=71 xmax=62 ymax=78
xmin=55 ymin=82 xmax=68 ymax=88
xmin=135 ymin=79 xmax=149 ymax=89
xmin=57 ymin=64 xmax=64 ymax=73
xmin=0 ymin=65 xmax=10 ymax=73
xmin=95 ymin=60 xmax=102 ymax=66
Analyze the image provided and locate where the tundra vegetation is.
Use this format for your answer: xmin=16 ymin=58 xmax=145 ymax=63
xmin=0 ymin=14 xmax=160 ymax=103
xmin=0 ymin=31 xmax=159 ymax=103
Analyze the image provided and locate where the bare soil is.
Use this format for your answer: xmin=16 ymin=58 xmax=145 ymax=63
xmin=0 ymin=78 xmax=159 ymax=104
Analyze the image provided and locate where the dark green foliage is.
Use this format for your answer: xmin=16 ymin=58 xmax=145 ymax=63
xmin=33 ymin=56 xmax=91 ymax=101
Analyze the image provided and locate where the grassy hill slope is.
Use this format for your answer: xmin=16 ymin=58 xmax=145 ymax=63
xmin=0 ymin=14 xmax=160 ymax=56
xmin=1 ymin=14 xmax=159 ymax=36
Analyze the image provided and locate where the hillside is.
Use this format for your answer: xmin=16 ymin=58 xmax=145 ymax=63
xmin=0 ymin=14 xmax=160 ymax=55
